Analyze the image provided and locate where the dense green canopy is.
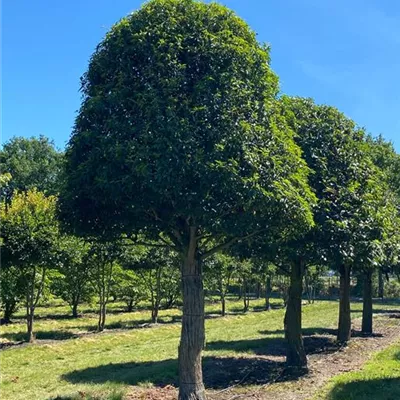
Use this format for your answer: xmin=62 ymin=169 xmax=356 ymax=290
xmin=60 ymin=0 xmax=314 ymax=248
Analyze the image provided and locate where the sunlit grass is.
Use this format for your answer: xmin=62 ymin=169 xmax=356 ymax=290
xmin=0 ymin=298 xmax=398 ymax=400
xmin=316 ymin=341 xmax=400 ymax=400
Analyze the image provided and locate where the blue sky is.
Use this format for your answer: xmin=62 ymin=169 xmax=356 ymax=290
xmin=3 ymin=0 xmax=400 ymax=151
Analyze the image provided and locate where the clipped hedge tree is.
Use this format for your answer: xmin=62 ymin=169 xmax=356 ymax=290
xmin=60 ymin=1 xmax=314 ymax=398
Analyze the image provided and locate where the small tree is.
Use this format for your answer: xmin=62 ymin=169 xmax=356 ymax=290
xmin=114 ymin=268 xmax=147 ymax=312
xmin=134 ymin=248 xmax=181 ymax=323
xmin=1 ymin=190 xmax=59 ymax=341
xmin=86 ymin=242 xmax=121 ymax=332
xmin=51 ymin=236 xmax=93 ymax=317
xmin=204 ymin=254 xmax=236 ymax=316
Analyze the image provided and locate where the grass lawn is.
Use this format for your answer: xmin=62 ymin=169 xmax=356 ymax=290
xmin=0 ymin=298 xmax=399 ymax=400
xmin=316 ymin=341 xmax=400 ymax=400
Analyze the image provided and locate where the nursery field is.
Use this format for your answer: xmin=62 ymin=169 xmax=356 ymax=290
xmin=1 ymin=298 xmax=399 ymax=400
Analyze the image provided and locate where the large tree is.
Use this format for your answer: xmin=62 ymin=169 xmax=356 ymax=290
xmin=59 ymin=1 xmax=314 ymax=398
xmin=281 ymin=96 xmax=374 ymax=345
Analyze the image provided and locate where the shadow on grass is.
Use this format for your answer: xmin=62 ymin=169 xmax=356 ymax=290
xmin=70 ymin=316 xmax=181 ymax=333
xmin=252 ymin=303 xmax=285 ymax=312
xmin=369 ymin=309 xmax=400 ymax=315
xmin=207 ymin=334 xmax=338 ymax=357
xmin=259 ymin=327 xmax=383 ymax=339
xmin=63 ymin=356 xmax=305 ymax=389
xmin=325 ymin=377 xmax=400 ymax=400
xmin=1 ymin=330 xmax=78 ymax=342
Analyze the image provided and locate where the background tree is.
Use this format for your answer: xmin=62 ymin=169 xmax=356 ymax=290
xmin=0 ymin=136 xmax=63 ymax=202
xmin=113 ymin=268 xmax=147 ymax=312
xmin=366 ymin=135 xmax=400 ymax=299
xmin=133 ymin=248 xmax=181 ymax=323
xmin=86 ymin=242 xmax=120 ymax=332
xmin=0 ymin=190 xmax=59 ymax=341
xmin=282 ymin=96 xmax=372 ymax=344
xmin=204 ymin=253 xmax=237 ymax=316
xmin=50 ymin=236 xmax=93 ymax=317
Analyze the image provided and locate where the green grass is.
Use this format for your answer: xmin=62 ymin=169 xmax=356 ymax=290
xmin=0 ymin=298 xmax=399 ymax=400
xmin=316 ymin=341 xmax=400 ymax=400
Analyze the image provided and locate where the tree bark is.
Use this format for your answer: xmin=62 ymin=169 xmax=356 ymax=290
xmin=152 ymin=266 xmax=161 ymax=324
xmin=221 ymin=292 xmax=226 ymax=317
xmin=243 ymin=279 xmax=249 ymax=312
xmin=256 ymin=282 xmax=261 ymax=299
xmin=25 ymin=278 xmax=35 ymax=342
xmin=27 ymin=305 xmax=35 ymax=342
xmin=378 ymin=269 xmax=384 ymax=299
xmin=284 ymin=259 xmax=307 ymax=368
xmin=127 ymin=299 xmax=134 ymax=312
xmin=337 ymin=264 xmax=351 ymax=342
xmin=178 ymin=227 xmax=205 ymax=400
xmin=304 ymin=273 xmax=312 ymax=304
xmin=72 ymin=302 xmax=79 ymax=318
xmin=151 ymin=305 xmax=159 ymax=324
xmin=362 ymin=269 xmax=373 ymax=335
xmin=265 ymin=276 xmax=271 ymax=311
xmin=98 ymin=300 xmax=106 ymax=331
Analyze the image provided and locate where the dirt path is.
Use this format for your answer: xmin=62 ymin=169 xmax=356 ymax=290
xmin=128 ymin=312 xmax=400 ymax=400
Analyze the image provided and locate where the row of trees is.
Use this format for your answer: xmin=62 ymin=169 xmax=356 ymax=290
xmin=2 ymin=1 xmax=400 ymax=399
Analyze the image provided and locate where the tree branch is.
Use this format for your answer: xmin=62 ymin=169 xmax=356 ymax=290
xmin=200 ymin=229 xmax=267 ymax=260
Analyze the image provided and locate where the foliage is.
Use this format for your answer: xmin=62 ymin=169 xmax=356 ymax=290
xmin=60 ymin=0 xmax=315 ymax=253
xmin=50 ymin=236 xmax=94 ymax=316
xmin=1 ymin=190 xmax=59 ymax=269
xmin=204 ymin=254 xmax=237 ymax=296
xmin=0 ymin=189 xmax=59 ymax=339
xmin=0 ymin=136 xmax=63 ymax=201
xmin=0 ymin=266 xmax=25 ymax=322
xmin=85 ymin=241 xmax=121 ymax=331
xmin=385 ymin=279 xmax=400 ymax=299
xmin=112 ymin=268 xmax=148 ymax=311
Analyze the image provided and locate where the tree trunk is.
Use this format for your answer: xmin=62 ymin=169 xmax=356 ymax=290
xmin=221 ymin=292 xmax=226 ymax=317
xmin=362 ymin=269 xmax=373 ymax=335
xmin=151 ymin=305 xmax=159 ymax=324
xmin=72 ymin=302 xmax=79 ymax=318
xmin=98 ymin=300 xmax=106 ymax=332
xmin=265 ymin=276 xmax=271 ymax=311
xmin=127 ymin=299 xmax=134 ymax=312
xmin=378 ymin=269 xmax=384 ymax=299
xmin=311 ymin=285 xmax=316 ymax=304
xmin=304 ymin=273 xmax=310 ymax=304
xmin=178 ymin=227 xmax=205 ymax=400
xmin=337 ymin=264 xmax=351 ymax=342
xmin=27 ymin=306 xmax=35 ymax=342
xmin=243 ymin=279 xmax=249 ymax=312
xmin=256 ymin=282 xmax=261 ymax=299
xmin=284 ymin=259 xmax=307 ymax=368
xmin=152 ymin=266 xmax=161 ymax=324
